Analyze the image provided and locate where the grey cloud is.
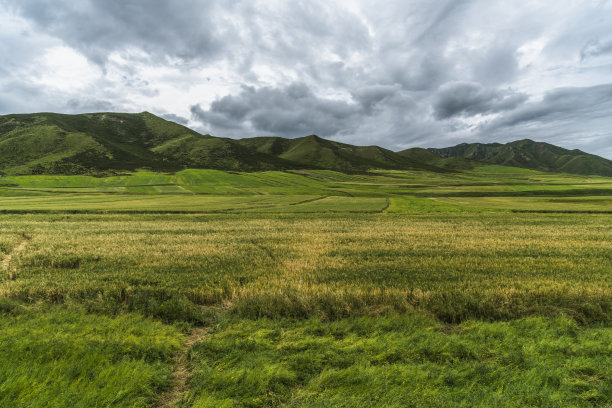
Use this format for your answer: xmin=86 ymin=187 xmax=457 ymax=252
xmin=433 ymin=82 xmax=527 ymax=119
xmin=489 ymin=83 xmax=612 ymax=129
xmin=352 ymin=85 xmax=401 ymax=113
xmin=0 ymin=79 xmax=49 ymax=114
xmin=478 ymin=84 xmax=612 ymax=159
xmin=543 ymin=4 xmax=612 ymax=61
xmin=412 ymin=0 xmax=473 ymax=45
xmin=471 ymin=44 xmax=519 ymax=85
xmin=160 ymin=113 xmax=189 ymax=125
xmin=191 ymin=81 xmax=427 ymax=150
xmin=4 ymin=0 xmax=223 ymax=66
xmin=581 ymin=38 xmax=612 ymax=60
xmin=391 ymin=54 xmax=451 ymax=92
xmin=65 ymin=98 xmax=116 ymax=113
xmin=191 ymin=83 xmax=363 ymax=137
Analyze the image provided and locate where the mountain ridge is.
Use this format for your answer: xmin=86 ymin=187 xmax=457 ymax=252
xmin=428 ymin=139 xmax=612 ymax=176
xmin=0 ymin=111 xmax=610 ymax=176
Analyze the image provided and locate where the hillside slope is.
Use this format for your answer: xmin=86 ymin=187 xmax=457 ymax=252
xmin=397 ymin=147 xmax=477 ymax=171
xmin=2 ymin=112 xmax=611 ymax=177
xmin=0 ymin=111 xmax=450 ymax=175
xmin=0 ymin=112 xmax=293 ymax=174
xmin=430 ymin=139 xmax=612 ymax=176
xmin=238 ymin=135 xmax=448 ymax=173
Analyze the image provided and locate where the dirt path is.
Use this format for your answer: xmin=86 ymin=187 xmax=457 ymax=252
xmin=1 ymin=237 xmax=30 ymax=279
xmin=158 ymin=327 xmax=208 ymax=408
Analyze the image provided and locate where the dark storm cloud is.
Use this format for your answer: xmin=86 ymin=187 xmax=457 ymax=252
xmin=3 ymin=0 xmax=223 ymax=65
xmin=433 ymin=82 xmax=527 ymax=119
xmin=191 ymin=83 xmax=363 ymax=137
xmin=488 ymin=84 xmax=612 ymax=129
xmin=190 ymin=81 xmax=430 ymax=149
xmin=351 ymin=85 xmax=401 ymax=113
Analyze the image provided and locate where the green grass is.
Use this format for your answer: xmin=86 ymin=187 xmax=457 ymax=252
xmin=0 ymin=167 xmax=610 ymax=407
xmin=1 ymin=166 xmax=611 ymax=212
xmin=245 ymin=196 xmax=389 ymax=213
xmin=185 ymin=315 xmax=611 ymax=407
xmin=386 ymin=196 xmax=475 ymax=213
xmin=0 ymin=305 xmax=183 ymax=408
xmin=434 ymin=196 xmax=612 ymax=212
xmin=0 ymin=194 xmax=317 ymax=212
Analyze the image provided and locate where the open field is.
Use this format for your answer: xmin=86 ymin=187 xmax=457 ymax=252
xmin=0 ymin=166 xmax=611 ymax=406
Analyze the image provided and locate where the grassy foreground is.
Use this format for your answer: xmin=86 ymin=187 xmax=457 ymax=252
xmin=0 ymin=167 xmax=610 ymax=407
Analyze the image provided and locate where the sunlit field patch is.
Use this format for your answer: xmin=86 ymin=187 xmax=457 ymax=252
xmin=1 ymin=212 xmax=610 ymax=324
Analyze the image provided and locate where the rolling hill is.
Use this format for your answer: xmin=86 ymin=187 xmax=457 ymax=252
xmin=0 ymin=112 xmax=304 ymax=175
xmin=397 ymin=147 xmax=476 ymax=171
xmin=0 ymin=112 xmax=444 ymax=175
xmin=1 ymin=112 xmax=611 ymax=176
xmin=237 ymin=135 xmax=448 ymax=173
xmin=429 ymin=139 xmax=612 ymax=176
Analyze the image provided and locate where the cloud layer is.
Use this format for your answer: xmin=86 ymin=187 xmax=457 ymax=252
xmin=1 ymin=0 xmax=611 ymax=157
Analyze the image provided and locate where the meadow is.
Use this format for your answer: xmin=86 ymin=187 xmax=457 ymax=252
xmin=0 ymin=165 xmax=610 ymax=407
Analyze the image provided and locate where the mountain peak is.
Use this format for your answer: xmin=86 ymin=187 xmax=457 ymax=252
xmin=1 ymin=111 xmax=611 ymax=177
xmin=430 ymin=139 xmax=612 ymax=176
xmin=0 ymin=112 xmax=448 ymax=175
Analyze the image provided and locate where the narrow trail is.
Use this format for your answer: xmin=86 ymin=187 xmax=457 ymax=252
xmin=158 ymin=327 xmax=208 ymax=408
xmin=1 ymin=236 xmax=30 ymax=279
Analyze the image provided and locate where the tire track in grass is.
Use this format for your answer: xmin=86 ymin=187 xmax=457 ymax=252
xmin=158 ymin=327 xmax=208 ymax=408
xmin=226 ymin=195 xmax=328 ymax=212
xmin=1 ymin=233 xmax=31 ymax=280
xmin=289 ymin=195 xmax=328 ymax=206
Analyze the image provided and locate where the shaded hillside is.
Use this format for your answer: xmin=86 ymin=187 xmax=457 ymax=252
xmin=397 ymin=147 xmax=476 ymax=171
xmin=430 ymin=139 xmax=612 ymax=176
xmin=0 ymin=112 xmax=450 ymax=175
xmin=238 ymin=135 xmax=448 ymax=173
xmin=151 ymin=134 xmax=299 ymax=171
xmin=0 ymin=112 xmax=291 ymax=174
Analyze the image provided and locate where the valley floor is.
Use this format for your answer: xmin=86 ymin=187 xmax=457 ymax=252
xmin=0 ymin=167 xmax=610 ymax=407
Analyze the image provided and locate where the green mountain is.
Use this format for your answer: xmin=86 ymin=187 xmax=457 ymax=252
xmin=0 ymin=112 xmax=297 ymax=175
xmin=237 ymin=135 xmax=447 ymax=173
xmin=0 ymin=112 xmax=441 ymax=175
xmin=2 ymin=112 xmax=611 ymax=177
xmin=429 ymin=139 xmax=612 ymax=176
xmin=397 ymin=147 xmax=476 ymax=171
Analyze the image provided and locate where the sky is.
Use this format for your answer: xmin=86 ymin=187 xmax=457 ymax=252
xmin=1 ymin=0 xmax=611 ymax=158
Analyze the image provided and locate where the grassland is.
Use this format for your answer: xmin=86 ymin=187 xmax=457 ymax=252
xmin=0 ymin=165 xmax=610 ymax=407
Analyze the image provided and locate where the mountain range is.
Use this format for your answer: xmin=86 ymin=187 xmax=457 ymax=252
xmin=1 ymin=111 xmax=611 ymax=176
xmin=429 ymin=139 xmax=612 ymax=176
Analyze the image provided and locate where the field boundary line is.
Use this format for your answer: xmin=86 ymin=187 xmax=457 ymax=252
xmin=381 ymin=197 xmax=391 ymax=213
xmin=158 ymin=327 xmax=208 ymax=408
xmin=511 ymin=209 xmax=612 ymax=214
xmin=289 ymin=195 xmax=328 ymax=206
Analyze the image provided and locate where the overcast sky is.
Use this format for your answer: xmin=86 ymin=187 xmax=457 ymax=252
xmin=1 ymin=0 xmax=611 ymax=157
